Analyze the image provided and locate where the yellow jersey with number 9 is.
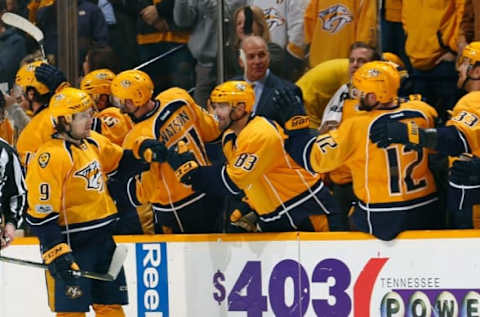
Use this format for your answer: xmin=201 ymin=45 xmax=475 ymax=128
xmin=26 ymin=131 xmax=123 ymax=230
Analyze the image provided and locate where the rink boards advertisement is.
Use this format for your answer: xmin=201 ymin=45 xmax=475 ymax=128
xmin=1 ymin=230 xmax=480 ymax=316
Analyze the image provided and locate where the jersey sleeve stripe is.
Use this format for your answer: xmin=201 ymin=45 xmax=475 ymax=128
xmin=221 ymin=165 xmax=241 ymax=195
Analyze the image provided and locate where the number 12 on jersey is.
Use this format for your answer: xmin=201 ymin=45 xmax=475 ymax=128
xmin=385 ymin=145 xmax=427 ymax=195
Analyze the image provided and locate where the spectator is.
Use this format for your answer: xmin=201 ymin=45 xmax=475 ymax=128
xmin=235 ymin=35 xmax=295 ymax=118
xmin=247 ymin=0 xmax=308 ymax=81
xmin=173 ymin=0 xmax=247 ymax=108
xmin=319 ymin=42 xmax=380 ymax=132
xmin=304 ymin=0 xmax=377 ymax=67
xmin=381 ymin=0 xmax=410 ymax=71
xmin=100 ymin=0 xmax=138 ymax=70
xmin=226 ymin=5 xmax=285 ymax=80
xmin=36 ymin=0 xmax=109 ymax=67
xmin=82 ymin=44 xmax=120 ymax=75
xmin=402 ymin=0 xmax=464 ymax=121
xmin=0 ymin=9 xmax=27 ymax=89
xmin=128 ymin=0 xmax=194 ymax=96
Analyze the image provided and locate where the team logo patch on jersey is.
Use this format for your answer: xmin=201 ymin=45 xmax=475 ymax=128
xmin=34 ymin=204 xmax=53 ymax=213
xmin=264 ymin=7 xmax=285 ymax=29
xmin=74 ymin=160 xmax=104 ymax=191
xmin=38 ymin=152 xmax=50 ymax=168
xmin=318 ymin=4 xmax=353 ymax=34
xmin=65 ymin=285 xmax=83 ymax=299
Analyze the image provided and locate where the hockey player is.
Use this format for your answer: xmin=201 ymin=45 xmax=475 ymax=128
xmin=15 ymin=61 xmax=68 ymax=167
xmin=165 ymin=81 xmax=345 ymax=232
xmin=80 ymin=69 xmax=134 ymax=146
xmin=110 ymin=70 xmax=223 ymax=234
xmin=270 ymin=62 xmax=439 ymax=240
xmin=370 ymin=42 xmax=480 ymax=228
xmin=25 ymin=87 xmax=161 ymax=316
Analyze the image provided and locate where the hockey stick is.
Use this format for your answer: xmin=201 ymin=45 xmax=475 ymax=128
xmin=0 ymin=244 xmax=128 ymax=282
xmin=1 ymin=12 xmax=46 ymax=59
xmin=134 ymin=44 xmax=184 ymax=70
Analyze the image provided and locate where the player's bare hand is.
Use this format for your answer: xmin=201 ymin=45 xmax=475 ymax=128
xmin=141 ymin=5 xmax=159 ymax=25
xmin=0 ymin=223 xmax=15 ymax=249
xmin=434 ymin=51 xmax=456 ymax=65
xmin=153 ymin=18 xmax=169 ymax=32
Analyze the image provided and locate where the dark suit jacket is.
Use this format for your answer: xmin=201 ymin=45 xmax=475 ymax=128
xmin=232 ymin=70 xmax=295 ymax=121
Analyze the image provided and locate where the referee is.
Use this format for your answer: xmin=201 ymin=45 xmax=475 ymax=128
xmin=0 ymin=91 xmax=26 ymax=249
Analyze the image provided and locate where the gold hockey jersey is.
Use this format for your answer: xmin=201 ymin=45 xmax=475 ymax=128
xmin=122 ymin=88 xmax=221 ymax=208
xmin=304 ymin=0 xmax=377 ymax=67
xmin=305 ymin=100 xmax=438 ymax=207
xmin=92 ymin=107 xmax=135 ymax=146
xmin=447 ymin=90 xmax=480 ymax=155
xmin=402 ymin=0 xmax=464 ymax=70
xmin=222 ymin=116 xmax=325 ymax=216
xmin=26 ymin=131 xmax=122 ymax=231
xmin=16 ymin=107 xmax=55 ymax=167
xmin=0 ymin=118 xmax=15 ymax=146
xmin=328 ymin=98 xmax=360 ymax=185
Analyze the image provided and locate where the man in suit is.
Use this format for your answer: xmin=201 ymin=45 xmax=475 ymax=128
xmin=235 ymin=35 xmax=295 ymax=120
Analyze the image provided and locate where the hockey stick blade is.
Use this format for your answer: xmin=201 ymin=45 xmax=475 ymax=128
xmin=1 ymin=12 xmax=46 ymax=58
xmin=0 ymin=244 xmax=128 ymax=282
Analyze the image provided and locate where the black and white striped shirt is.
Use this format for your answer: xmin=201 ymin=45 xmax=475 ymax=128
xmin=0 ymin=138 xmax=26 ymax=229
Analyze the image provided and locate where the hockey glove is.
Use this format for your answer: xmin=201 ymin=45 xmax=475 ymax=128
xmin=450 ymin=155 xmax=480 ymax=185
xmin=272 ymin=86 xmax=310 ymax=132
xmin=370 ymin=119 xmax=422 ymax=149
xmin=166 ymin=145 xmax=199 ymax=185
xmin=134 ymin=138 xmax=168 ymax=163
xmin=42 ymin=243 xmax=80 ymax=283
xmin=34 ymin=63 xmax=69 ymax=93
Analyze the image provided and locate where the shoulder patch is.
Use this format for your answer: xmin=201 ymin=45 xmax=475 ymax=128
xmin=38 ymin=152 xmax=50 ymax=168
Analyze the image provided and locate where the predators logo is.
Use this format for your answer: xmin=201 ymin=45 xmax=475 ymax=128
xmin=38 ymin=152 xmax=50 ymax=168
xmin=74 ymin=160 xmax=104 ymax=191
xmin=264 ymin=7 xmax=285 ymax=29
xmin=318 ymin=4 xmax=353 ymax=34
xmin=65 ymin=285 xmax=83 ymax=299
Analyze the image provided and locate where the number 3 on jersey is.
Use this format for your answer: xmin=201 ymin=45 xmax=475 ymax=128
xmin=234 ymin=153 xmax=258 ymax=171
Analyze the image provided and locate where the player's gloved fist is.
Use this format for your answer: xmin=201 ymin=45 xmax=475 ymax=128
xmin=370 ymin=119 xmax=420 ymax=149
xmin=138 ymin=139 xmax=167 ymax=163
xmin=450 ymin=155 xmax=480 ymax=185
xmin=42 ymin=243 xmax=80 ymax=283
xmin=272 ymin=86 xmax=310 ymax=132
xmin=34 ymin=63 xmax=69 ymax=93
xmin=166 ymin=146 xmax=199 ymax=185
